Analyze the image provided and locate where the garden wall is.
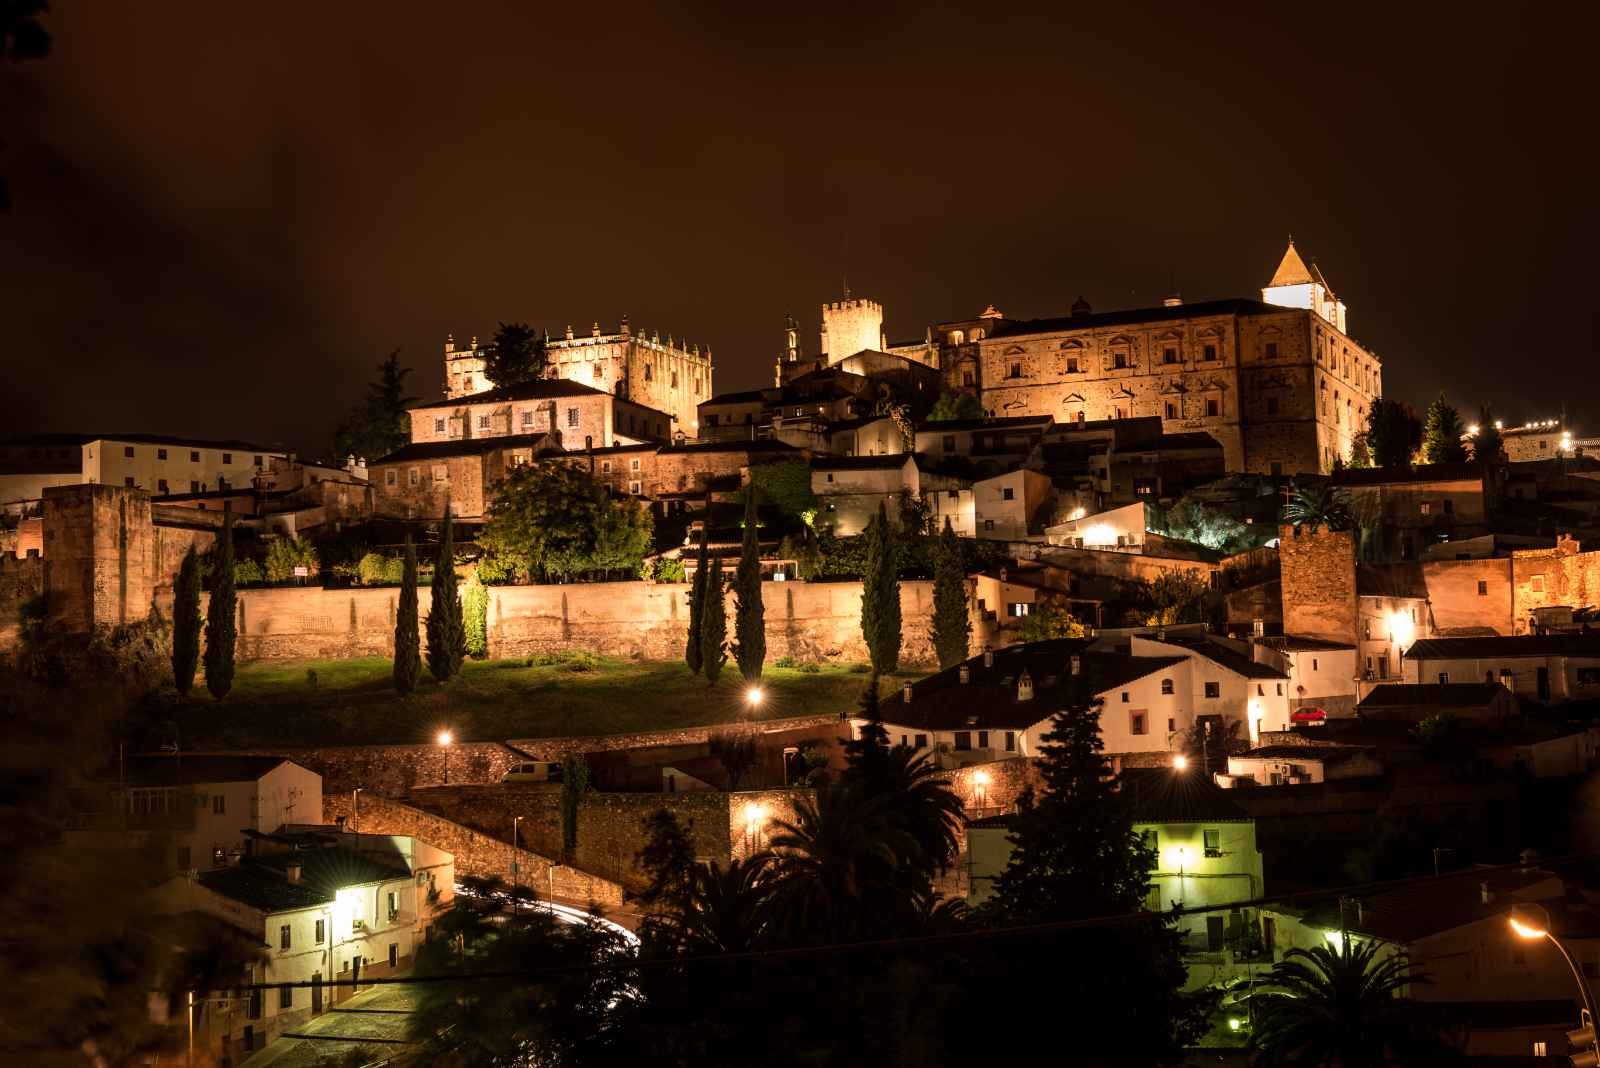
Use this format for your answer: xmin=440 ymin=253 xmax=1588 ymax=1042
xmin=232 ymin=579 xmax=937 ymax=664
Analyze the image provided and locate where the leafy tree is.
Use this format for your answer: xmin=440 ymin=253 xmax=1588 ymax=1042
xmin=332 ymin=350 xmax=417 ymax=463
xmin=1280 ymin=480 xmax=1355 ymax=531
xmin=733 ymin=488 xmax=765 ymax=682
xmin=1156 ymin=497 xmax=1258 ymax=553
xmin=1179 ymin=717 xmax=1248 ymax=773
xmin=1137 ymin=570 xmax=1210 ymax=626
xmin=652 ymin=557 xmax=685 ymax=582
xmin=426 ymin=511 xmax=466 ymax=682
xmin=170 ymin=545 xmax=202 ymax=695
xmin=984 ymin=684 xmax=1207 ymax=1060
xmin=840 ymin=673 xmax=889 ymax=776
xmin=708 ymin=726 xmax=759 ymax=790
xmin=685 ymin=531 xmax=707 ymax=675
xmin=1018 ymin=595 xmax=1087 ymax=642
xmin=1421 ymin=393 xmax=1468 ymax=464
xmin=559 ymin=753 xmax=589 ymax=858
xmin=860 ymin=503 xmax=901 ymax=674
xmin=1252 ymin=940 xmax=1440 ymax=1065
xmin=462 ymin=571 xmax=488 ymax=658
xmin=635 ymin=809 xmax=698 ymax=912
xmin=734 ymin=460 xmax=818 ymax=522
xmin=1471 ymin=404 xmax=1504 ymax=466
xmin=930 ymin=517 xmax=970 ymax=668
xmin=409 ymin=875 xmax=634 ymax=1066
xmin=203 ymin=506 xmax=238 ymax=700
xmin=699 ymin=555 xmax=727 ymax=685
xmin=263 ymin=535 xmax=319 ymax=583
xmin=1347 ymin=432 xmax=1374 ymax=468
xmin=1365 ymin=398 xmax=1423 ymax=468
xmin=926 ymin=391 xmax=985 ymax=422
xmin=478 ymin=461 xmax=653 ymax=581
xmin=484 ymin=321 xmax=546 ymax=388
xmin=358 ymin=551 xmax=404 ymax=585
xmin=393 ymin=533 xmax=422 ymax=694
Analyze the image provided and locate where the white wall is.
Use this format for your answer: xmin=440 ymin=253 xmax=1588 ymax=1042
xmin=1133 ymin=636 xmax=1292 ymax=742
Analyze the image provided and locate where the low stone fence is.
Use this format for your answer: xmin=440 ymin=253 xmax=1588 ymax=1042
xmin=507 ymin=713 xmax=840 ymax=760
xmin=229 ymin=741 xmax=531 ymax=794
xmin=323 ymin=790 xmax=624 ymax=909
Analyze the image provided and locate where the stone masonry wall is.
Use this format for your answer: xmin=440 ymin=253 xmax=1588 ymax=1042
xmin=322 ymin=790 xmax=623 ymax=908
xmin=225 ymin=741 xmax=529 ymax=795
xmin=43 ymin=483 xmax=155 ymax=631
xmin=231 ymin=579 xmax=936 ymax=664
xmin=1278 ymin=524 xmax=1357 ymax=645
xmin=0 ymin=551 xmax=45 ymax=644
xmin=1513 ymin=536 xmax=1600 ymax=632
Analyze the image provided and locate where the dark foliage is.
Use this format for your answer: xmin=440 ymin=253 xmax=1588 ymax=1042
xmin=732 ymin=488 xmax=765 ymax=682
xmin=170 ymin=546 xmax=202 ymax=695
xmin=393 ymin=533 xmax=422 ymax=694
xmin=860 ymin=503 xmax=901 ymax=674
xmin=483 ymin=321 xmax=546 ymax=388
xmin=203 ymin=506 xmax=237 ymax=699
xmin=426 ymin=512 xmax=466 ymax=682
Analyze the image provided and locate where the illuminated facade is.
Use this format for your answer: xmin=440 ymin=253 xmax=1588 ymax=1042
xmin=443 ymin=318 xmax=713 ymax=438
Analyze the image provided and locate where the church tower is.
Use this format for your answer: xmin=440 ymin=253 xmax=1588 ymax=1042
xmin=1261 ymin=239 xmax=1348 ymax=333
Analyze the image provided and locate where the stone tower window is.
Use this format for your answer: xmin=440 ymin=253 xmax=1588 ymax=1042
xmin=1066 ymin=357 xmax=1080 ymax=373
xmin=1165 ymin=402 xmax=1177 ymax=420
xmin=1267 ymin=397 xmax=1279 ymax=415
xmin=1113 ymin=353 xmax=1128 ymax=369
xmin=1206 ymin=398 xmax=1220 ymax=417
xmin=671 ymin=371 xmax=678 ymax=388
xmin=1203 ymin=344 xmax=1217 ymax=361
xmin=1008 ymin=361 xmax=1022 ymax=379
xmin=1265 ymin=342 xmax=1280 ymax=359
xmin=1163 ymin=347 xmax=1178 ymax=364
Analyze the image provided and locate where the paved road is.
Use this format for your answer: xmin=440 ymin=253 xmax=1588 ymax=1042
xmin=240 ymin=983 xmax=417 ymax=1068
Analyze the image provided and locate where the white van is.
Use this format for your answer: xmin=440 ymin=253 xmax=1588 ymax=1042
xmin=501 ymin=760 xmax=564 ymax=784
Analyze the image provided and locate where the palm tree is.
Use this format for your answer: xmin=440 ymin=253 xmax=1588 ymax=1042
xmin=1281 ymin=480 xmax=1355 ymax=532
xmin=646 ymin=855 xmax=772 ymax=956
xmin=852 ymin=744 xmax=966 ymax=877
xmin=1251 ymin=938 xmax=1444 ymax=1066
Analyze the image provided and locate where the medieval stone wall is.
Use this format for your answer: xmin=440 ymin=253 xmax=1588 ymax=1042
xmin=322 ymin=790 xmax=624 ymax=907
xmin=1513 ymin=536 xmax=1600 ymax=631
xmin=231 ymin=580 xmax=936 ymax=664
xmin=1278 ymin=524 xmax=1357 ymax=645
xmin=0 ymin=550 xmax=45 ymax=644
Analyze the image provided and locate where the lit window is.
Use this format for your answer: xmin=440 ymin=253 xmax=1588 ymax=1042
xmin=1204 ymin=829 xmax=1222 ymax=857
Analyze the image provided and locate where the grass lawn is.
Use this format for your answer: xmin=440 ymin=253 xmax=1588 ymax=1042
xmin=173 ymin=654 xmax=907 ymax=749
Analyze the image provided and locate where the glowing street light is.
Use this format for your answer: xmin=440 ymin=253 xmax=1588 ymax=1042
xmin=742 ymin=801 xmax=767 ymax=855
xmin=1173 ymin=754 xmax=1189 ymax=771
xmin=1509 ymin=903 xmax=1600 ymax=1065
xmin=973 ymin=769 xmax=991 ymax=811
xmin=744 ymin=686 xmax=764 ymax=709
xmin=437 ymin=728 xmax=455 ymax=785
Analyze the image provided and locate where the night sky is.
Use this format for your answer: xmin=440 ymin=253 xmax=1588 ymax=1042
xmin=4 ymin=2 xmax=1595 ymax=458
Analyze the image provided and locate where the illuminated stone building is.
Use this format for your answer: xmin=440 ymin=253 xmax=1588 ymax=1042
xmin=773 ymin=243 xmax=1382 ymax=476
xmin=443 ymin=318 xmax=713 ymax=439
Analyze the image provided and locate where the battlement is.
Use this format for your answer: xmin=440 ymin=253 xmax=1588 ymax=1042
xmin=823 ymin=298 xmax=883 ymax=313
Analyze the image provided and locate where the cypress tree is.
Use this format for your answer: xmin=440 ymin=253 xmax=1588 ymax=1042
xmin=930 ymin=516 xmax=970 ymax=669
xmin=171 ymin=545 xmax=202 ymax=696
xmin=860 ymin=503 xmax=901 ymax=674
xmin=393 ymin=533 xmax=422 ymax=694
xmin=426 ymin=511 xmax=466 ymax=682
xmin=203 ymin=505 xmax=237 ymax=700
xmin=685 ymin=528 xmax=707 ymax=675
xmin=732 ymin=487 xmax=765 ymax=682
xmin=699 ymin=553 xmax=726 ymax=686
xmin=840 ymin=672 xmax=890 ymax=786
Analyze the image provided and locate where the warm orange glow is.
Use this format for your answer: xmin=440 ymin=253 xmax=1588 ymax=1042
xmin=1173 ymin=754 xmax=1189 ymax=770
xmin=973 ymin=770 xmax=992 ymax=787
xmin=436 ymin=729 xmax=454 ymax=747
xmin=1509 ymin=916 xmax=1547 ymax=940
xmin=743 ymin=802 xmax=766 ymax=831
xmin=745 ymin=687 xmax=764 ymax=708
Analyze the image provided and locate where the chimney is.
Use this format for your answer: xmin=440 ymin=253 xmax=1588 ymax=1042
xmin=1480 ymin=881 xmax=1492 ymax=905
xmin=620 ymin=316 xmax=630 ymax=337
xmin=1017 ymin=670 xmax=1034 ymax=702
xmin=592 ymin=321 xmax=601 ymax=337
xmin=285 ymin=863 xmax=303 ymax=885
xmin=565 ymin=324 xmax=575 ymax=340
xmin=983 ymin=650 xmax=994 ymax=668
xmin=1070 ymin=655 xmax=1081 ymax=675
xmin=959 ymin=665 xmax=971 ymax=685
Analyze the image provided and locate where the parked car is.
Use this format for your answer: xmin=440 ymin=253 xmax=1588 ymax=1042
xmin=501 ymin=761 xmax=564 ymax=784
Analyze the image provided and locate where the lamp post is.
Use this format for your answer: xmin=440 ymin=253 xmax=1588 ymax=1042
xmin=511 ymin=815 xmax=524 ymax=913
xmin=1509 ymin=903 xmax=1600 ymax=1067
xmin=973 ymin=769 xmax=991 ymax=814
xmin=437 ymin=729 xmax=454 ymax=785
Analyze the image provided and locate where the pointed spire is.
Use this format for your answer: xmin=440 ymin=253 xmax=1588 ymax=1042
xmin=1268 ymin=239 xmax=1315 ymax=287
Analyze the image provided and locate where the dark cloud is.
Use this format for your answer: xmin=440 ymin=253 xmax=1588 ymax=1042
xmin=2 ymin=2 xmax=1595 ymax=456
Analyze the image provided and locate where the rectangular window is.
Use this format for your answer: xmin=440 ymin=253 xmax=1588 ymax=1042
xmin=630 ymin=458 xmax=641 ymax=471
xmin=1203 ymin=829 xmax=1222 ymax=857
xmin=280 ymin=925 xmax=291 ymax=950
xmin=1002 ymin=487 xmax=1015 ymax=501
xmin=477 ymin=415 xmax=489 ymax=430
xmin=1438 ymin=672 xmax=1449 ymax=685
xmin=1420 ymin=502 xmax=1431 ymax=516
xmin=914 ymin=733 xmax=928 ymax=748
xmin=1142 ymin=829 xmax=1159 ymax=852
xmin=1161 ymin=678 xmax=1174 ymax=695
xmin=1113 ymin=353 xmax=1127 ymax=369
xmin=408 ymin=468 xmax=420 ymax=486
xmin=601 ymin=460 xmax=611 ymax=473
xmin=983 ymin=519 xmax=995 ymax=531
xmin=1066 ymin=357 xmax=1080 ymax=373
xmin=435 ymin=418 xmax=446 ymax=434
xmin=1165 ymin=402 xmax=1177 ymax=419
xmin=389 ymin=943 xmax=398 ymax=968
xmin=976 ymin=730 xmax=989 ymax=749
xmin=629 ymin=481 xmax=642 ymax=495
xmin=1532 ymin=576 xmax=1545 ymax=593
xmin=1207 ymin=915 xmax=1226 ymax=950
xmin=190 ymin=480 xmax=201 ymax=493
xmin=1204 ymin=681 xmax=1220 ymax=699
xmin=125 ymin=476 xmax=136 ymax=487
xmin=385 ymin=469 xmax=397 ymax=487
xmin=1004 ymin=731 xmax=1016 ymax=752
xmin=1163 ymin=347 xmax=1177 ymax=364
xmin=213 ymin=795 xmax=225 ymax=815
xmin=316 ymin=919 xmax=325 ymax=944
xmin=1265 ymin=342 xmax=1279 ymax=359
xmin=157 ymin=479 xmax=169 ymax=493
xmin=1121 ymin=691 xmax=1130 ymax=703
xmin=1203 ymin=344 xmax=1217 ymax=361
xmin=567 ymin=408 xmax=579 ymax=428
xmin=1130 ymin=711 xmax=1147 ymax=735
xmin=1277 ymin=683 xmax=1283 ymax=695
xmin=190 ymin=450 xmax=201 ymax=462
xmin=222 ymin=453 xmax=232 ymax=464
xmin=963 ymin=370 xmax=975 ymax=386
xmin=942 ymin=435 xmax=956 ymax=451
xmin=432 ymin=465 xmax=447 ymax=483
xmin=1206 ymin=398 xmax=1220 ymax=417
xmin=253 ymin=455 xmax=263 ymax=467
xmin=157 ymin=448 xmax=167 ymax=460
xmin=953 ymin=732 xmax=972 ymax=751
xmin=1009 ymin=361 xmax=1022 ymax=378
xmin=123 ymin=445 xmax=135 ymax=457
xmin=1168 ymin=718 xmax=1175 ymax=733
xmin=521 ymin=410 xmax=533 ymax=427
xmin=388 ymin=891 xmax=399 ymax=919
xmin=280 ymin=985 xmax=293 ymax=1009
xmin=1478 ymin=580 xmax=1488 ymax=596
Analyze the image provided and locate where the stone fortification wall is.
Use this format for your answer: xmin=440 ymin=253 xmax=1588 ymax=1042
xmin=223 ymin=741 xmax=529 ymax=795
xmin=1278 ymin=524 xmax=1356 ymax=645
xmin=0 ymin=550 xmax=46 ymax=644
xmin=232 ymin=580 xmax=936 ymax=664
xmin=1032 ymin=545 xmax=1217 ymax=585
xmin=323 ymin=790 xmax=623 ymax=908
xmin=507 ymin=713 xmax=838 ymax=761
xmin=1513 ymin=535 xmax=1600 ymax=631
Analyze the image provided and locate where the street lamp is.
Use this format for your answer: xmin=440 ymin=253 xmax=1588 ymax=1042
xmin=1173 ymin=754 xmax=1189 ymax=771
xmin=1509 ymin=903 xmax=1600 ymax=1067
xmin=437 ymin=729 xmax=454 ymax=785
xmin=743 ymin=802 xmax=766 ymax=856
xmin=973 ymin=769 xmax=991 ymax=812
xmin=745 ymin=686 xmax=764 ymax=710
xmin=511 ymin=815 xmax=524 ymax=912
